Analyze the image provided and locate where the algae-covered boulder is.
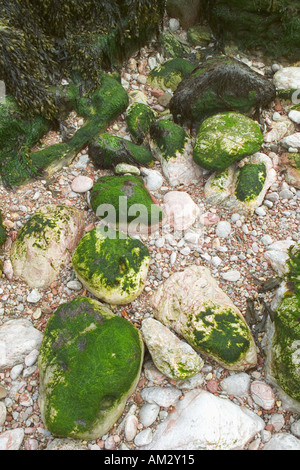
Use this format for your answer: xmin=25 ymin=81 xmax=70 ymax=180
xmin=161 ymin=33 xmax=190 ymax=59
xmin=0 ymin=211 xmax=7 ymax=247
xmin=38 ymin=297 xmax=144 ymax=439
xmin=90 ymin=175 xmax=163 ymax=229
xmin=88 ymin=133 xmax=153 ymax=170
xmin=187 ymin=24 xmax=212 ymax=46
xmin=141 ymin=318 xmax=204 ymax=380
xmin=193 ymin=112 xmax=263 ymax=172
xmin=265 ymin=294 xmax=300 ymax=413
xmin=72 ymin=226 xmax=150 ymax=304
xmin=204 ymin=153 xmax=277 ymax=212
xmin=151 ymin=265 xmax=257 ymax=371
xmin=148 ymin=58 xmax=196 ymax=92
xmin=170 ymin=56 xmax=276 ymax=124
xmin=10 ymin=204 xmax=85 ymax=288
xmin=126 ymin=102 xmax=156 ymax=145
xmin=149 ymin=119 xmax=202 ymax=186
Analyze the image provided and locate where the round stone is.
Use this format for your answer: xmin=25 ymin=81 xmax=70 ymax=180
xmin=71 ymin=176 xmax=94 ymax=193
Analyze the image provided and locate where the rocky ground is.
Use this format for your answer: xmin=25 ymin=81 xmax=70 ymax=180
xmin=0 ymin=15 xmax=299 ymax=451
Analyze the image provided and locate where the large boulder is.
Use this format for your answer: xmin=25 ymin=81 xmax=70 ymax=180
xmin=10 ymin=204 xmax=85 ymax=289
xmin=38 ymin=297 xmax=144 ymax=439
xmin=151 ymin=265 xmax=257 ymax=371
xmin=72 ymin=226 xmax=150 ymax=305
xmin=170 ymin=56 xmax=276 ymax=124
xmin=193 ymin=112 xmax=263 ymax=172
xmin=148 ymin=58 xmax=196 ymax=92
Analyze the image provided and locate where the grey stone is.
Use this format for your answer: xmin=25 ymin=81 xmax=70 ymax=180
xmin=263 ymin=433 xmax=300 ymax=450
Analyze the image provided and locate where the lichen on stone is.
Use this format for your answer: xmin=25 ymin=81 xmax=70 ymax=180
xmin=126 ymin=102 xmax=156 ymax=145
xmin=148 ymin=58 xmax=195 ymax=92
xmin=150 ymin=119 xmax=189 ymax=162
xmin=235 ymin=163 xmax=267 ymax=202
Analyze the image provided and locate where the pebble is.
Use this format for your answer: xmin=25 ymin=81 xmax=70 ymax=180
xmin=269 ymin=413 xmax=285 ymax=432
xmin=0 ymin=428 xmax=24 ymax=450
xmin=220 ymin=373 xmax=251 ymax=397
xmin=250 ymin=381 xmax=275 ymax=410
xmin=255 ymin=207 xmax=266 ymax=216
xmin=27 ymin=290 xmax=41 ymax=304
xmin=216 ymin=221 xmax=231 ymax=238
xmin=134 ymin=428 xmax=153 ymax=447
xmin=288 ymin=110 xmax=300 ymax=124
xmin=124 ymin=415 xmax=139 ymax=441
xmin=139 ymin=403 xmax=160 ymax=428
xmin=24 ymin=349 xmax=39 ymax=367
xmin=141 ymin=386 xmax=182 ymax=408
xmin=0 ymin=401 xmax=6 ymax=426
xmin=291 ymin=420 xmax=300 ymax=438
xmin=221 ymin=270 xmax=241 ymax=282
xmin=10 ymin=364 xmax=24 ymax=380
xmin=71 ymin=176 xmax=94 ymax=193
xmin=66 ymin=280 xmax=83 ymax=291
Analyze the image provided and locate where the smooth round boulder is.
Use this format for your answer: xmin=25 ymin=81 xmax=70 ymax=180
xmin=38 ymin=297 xmax=144 ymax=439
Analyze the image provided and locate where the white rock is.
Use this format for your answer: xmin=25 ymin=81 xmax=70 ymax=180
xmin=0 ymin=429 xmax=24 ymax=450
xmin=27 ymin=289 xmax=41 ymax=303
xmin=220 ymin=372 xmax=251 ymax=397
xmin=221 ymin=270 xmax=241 ymax=282
xmin=273 ymin=67 xmax=300 ymax=90
xmin=211 ymin=256 xmax=222 ymax=267
xmin=141 ymin=386 xmax=182 ymax=408
xmin=281 ymin=133 xmax=300 ymax=150
xmin=163 ymin=192 xmax=200 ymax=231
xmin=264 ymin=250 xmax=290 ymax=276
xmin=134 ymin=429 xmax=153 ymax=447
xmin=24 ymin=348 xmax=39 ymax=367
xmin=140 ymin=168 xmax=164 ymax=191
xmin=216 ymin=221 xmax=231 ymax=238
xmin=10 ymin=364 xmax=23 ymax=380
xmin=261 ymin=235 xmax=273 ymax=246
xmin=263 ymin=433 xmax=300 ymax=450
xmin=2 ymin=260 xmax=13 ymax=280
xmin=269 ymin=413 xmax=285 ymax=432
xmin=169 ymin=18 xmax=180 ymax=33
xmin=250 ymin=380 xmax=275 ymax=410
xmin=71 ymin=175 xmax=94 ymax=193
xmin=124 ymin=415 xmax=138 ymax=442
xmin=141 ymin=389 xmax=265 ymax=450
xmin=0 ymin=401 xmax=6 ymax=426
xmin=0 ymin=319 xmax=42 ymax=371
xmin=139 ymin=403 xmax=160 ymax=427
xmin=289 ymin=110 xmax=300 ymax=125
xmin=66 ymin=280 xmax=83 ymax=291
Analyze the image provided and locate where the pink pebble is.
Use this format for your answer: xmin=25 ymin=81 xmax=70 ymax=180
xmin=71 ymin=175 xmax=94 ymax=193
xmin=250 ymin=381 xmax=275 ymax=410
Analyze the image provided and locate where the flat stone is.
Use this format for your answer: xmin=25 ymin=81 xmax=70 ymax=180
xmin=0 ymin=429 xmax=24 ymax=450
xmin=220 ymin=372 xmax=251 ymax=397
xmin=263 ymin=433 xmax=300 ymax=450
xmin=71 ymin=176 xmax=94 ymax=193
xmin=216 ymin=221 xmax=231 ymax=238
xmin=221 ymin=270 xmax=241 ymax=282
xmin=139 ymin=403 xmax=160 ymax=427
xmin=141 ymin=386 xmax=182 ymax=408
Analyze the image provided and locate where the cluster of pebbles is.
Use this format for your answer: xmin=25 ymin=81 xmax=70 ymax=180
xmin=0 ymin=15 xmax=299 ymax=450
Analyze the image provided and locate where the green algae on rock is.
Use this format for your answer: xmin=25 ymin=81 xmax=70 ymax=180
xmin=38 ymin=296 xmax=144 ymax=439
xmin=88 ymin=133 xmax=154 ymax=170
xmin=125 ymin=102 xmax=156 ymax=145
xmin=151 ymin=266 xmax=257 ymax=371
xmin=161 ymin=33 xmax=190 ymax=59
xmin=148 ymin=58 xmax=196 ymax=92
xmin=150 ymin=119 xmax=189 ymax=162
xmin=286 ymin=242 xmax=300 ymax=296
xmin=72 ymin=226 xmax=150 ymax=305
xmin=193 ymin=112 xmax=263 ymax=172
xmin=10 ymin=204 xmax=85 ymax=289
xmin=0 ymin=211 xmax=7 ymax=247
xmin=235 ymin=163 xmax=267 ymax=203
xmin=90 ymin=174 xmax=163 ymax=228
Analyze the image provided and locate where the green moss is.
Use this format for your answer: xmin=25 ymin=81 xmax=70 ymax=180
xmin=271 ymin=295 xmax=300 ymax=403
xmin=187 ymin=25 xmax=211 ymax=46
xmin=148 ymin=58 xmax=196 ymax=92
xmin=235 ymin=163 xmax=266 ymax=202
xmin=38 ymin=296 xmax=143 ymax=438
xmin=161 ymin=33 xmax=190 ymax=59
xmin=126 ymin=103 xmax=156 ymax=145
xmin=286 ymin=243 xmax=300 ymax=296
xmin=0 ymin=211 xmax=7 ymax=247
xmin=186 ymin=304 xmax=251 ymax=365
xmin=150 ymin=119 xmax=189 ymax=161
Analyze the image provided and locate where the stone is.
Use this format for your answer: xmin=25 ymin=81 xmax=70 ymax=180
xmin=166 ymin=0 xmax=202 ymax=29
xmin=148 ymin=58 xmax=195 ymax=92
xmin=10 ymin=204 xmax=85 ymax=289
xmin=124 ymin=415 xmax=138 ymax=441
xmin=151 ymin=265 xmax=257 ymax=371
xmin=126 ymin=102 xmax=156 ymax=145
xmin=38 ymin=297 xmax=144 ymax=439
xmin=289 ymin=110 xmax=300 ymax=125
xmin=221 ymin=270 xmax=241 ymax=282
xmin=150 ymin=120 xmax=202 ymax=187
xmin=0 ymin=401 xmax=6 ymax=426
xmin=163 ymin=191 xmax=200 ymax=231
xmin=72 ymin=226 xmax=150 ymax=305
xmin=0 ymin=429 xmax=24 ymax=450
xmin=141 ymin=318 xmax=204 ymax=380
xmin=170 ymin=56 xmax=276 ymax=124
xmin=0 ymin=319 xmax=42 ymax=371
xmin=279 ymin=153 xmax=300 ymax=189
xmin=140 ymin=168 xmax=164 ymax=192
xmin=115 ymin=163 xmax=140 ymax=176
xmin=139 ymin=403 xmax=160 ymax=427
xmin=250 ymin=381 xmax=275 ymax=410
xmin=0 ymin=211 xmax=7 ymax=247
xmin=141 ymin=389 xmax=264 ymax=450
xmin=27 ymin=289 xmax=41 ymax=304
xmin=273 ymin=67 xmax=300 ymax=91
xmin=281 ymin=133 xmax=300 ymax=150
xmin=263 ymin=433 xmax=300 ymax=451
xmin=264 ymin=119 xmax=295 ymax=143
xmin=71 ymin=175 xmax=94 ymax=193
xmin=134 ymin=429 xmax=153 ymax=447
xmin=216 ymin=221 xmax=231 ymax=238
xmin=193 ymin=112 xmax=263 ymax=172
xmin=220 ymin=372 xmax=251 ymax=397
xmin=141 ymin=386 xmax=182 ymax=408
xmin=46 ymin=438 xmax=87 ymax=450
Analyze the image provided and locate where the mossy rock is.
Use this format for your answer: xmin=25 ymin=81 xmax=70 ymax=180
xmin=265 ymin=294 xmax=300 ymax=411
xmin=286 ymin=242 xmax=300 ymax=296
xmin=235 ymin=163 xmax=267 ymax=203
xmin=90 ymin=174 xmax=163 ymax=228
xmin=126 ymin=102 xmax=156 ymax=145
xmin=72 ymin=226 xmax=150 ymax=305
xmin=148 ymin=58 xmax=196 ymax=92
xmin=150 ymin=119 xmax=189 ymax=162
xmin=88 ymin=133 xmax=154 ymax=170
xmin=161 ymin=33 xmax=190 ymax=59
xmin=170 ymin=56 xmax=276 ymax=124
xmin=187 ymin=24 xmax=212 ymax=46
xmin=0 ymin=211 xmax=7 ymax=247
xmin=193 ymin=112 xmax=263 ymax=172
xmin=38 ymin=296 xmax=144 ymax=439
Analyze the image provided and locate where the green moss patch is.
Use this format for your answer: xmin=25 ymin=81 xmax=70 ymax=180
xmin=150 ymin=119 xmax=189 ymax=162
xmin=235 ymin=163 xmax=267 ymax=202
xmin=0 ymin=211 xmax=7 ymax=247
xmin=126 ymin=102 xmax=156 ymax=145
xmin=148 ymin=58 xmax=196 ymax=92
xmin=38 ymin=296 xmax=144 ymax=438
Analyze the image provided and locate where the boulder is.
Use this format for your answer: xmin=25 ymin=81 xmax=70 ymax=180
xmin=273 ymin=67 xmax=300 ymax=92
xmin=72 ymin=226 xmax=150 ymax=305
xmin=141 ymin=389 xmax=264 ymax=450
xmin=0 ymin=211 xmax=7 ymax=247
xmin=141 ymin=318 xmax=204 ymax=380
xmin=38 ymin=297 xmax=144 ymax=439
xmin=193 ymin=112 xmax=264 ymax=172
xmin=10 ymin=204 xmax=85 ymax=289
xmin=151 ymin=265 xmax=257 ymax=371
xmin=148 ymin=58 xmax=195 ymax=92
xmin=126 ymin=102 xmax=156 ymax=145
xmin=170 ymin=56 xmax=276 ymax=124
xmin=149 ymin=120 xmax=202 ymax=187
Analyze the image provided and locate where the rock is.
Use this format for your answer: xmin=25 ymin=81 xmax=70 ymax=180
xmin=281 ymin=133 xmax=300 ymax=150
xmin=170 ymin=56 xmax=276 ymax=124
xmin=0 ymin=401 xmax=6 ymax=426
xmin=193 ymin=112 xmax=263 ymax=172
xmin=126 ymin=102 xmax=156 ymax=145
xmin=46 ymin=438 xmax=87 ymax=450
xmin=66 ymin=280 xmax=83 ymax=291
xmin=289 ymin=110 xmax=300 ymax=125
xmin=134 ymin=429 xmax=153 ymax=447
xmin=27 ymin=289 xmax=41 ymax=304
xmin=0 ymin=428 xmax=24 ymax=450
xmin=141 ymin=386 xmax=182 ymax=408
xmin=90 ymin=175 xmax=163 ymax=231
xmin=0 ymin=211 xmax=7 ymax=247
xmin=273 ymin=67 xmax=300 ymax=91
xmin=140 ymin=168 xmax=164 ymax=191
xmin=141 ymin=389 xmax=264 ymax=450
xmin=10 ymin=204 xmax=85 ymax=289
xmin=216 ymin=221 xmax=231 ymax=238
xmin=151 ymin=265 xmax=257 ymax=371
xmin=114 ymin=163 xmax=140 ymax=176
xmin=141 ymin=318 xmax=204 ymax=380
xmin=166 ymin=0 xmax=202 ymax=29
xmin=204 ymin=153 xmax=277 ymax=213
xmin=139 ymin=403 xmax=160 ymax=427
xmin=2 ymin=259 xmax=13 ymax=280
xmin=263 ymin=433 xmax=300 ymax=450
xmin=38 ymin=297 xmax=144 ymax=439
xmin=161 ymin=32 xmax=190 ymax=59
xmin=279 ymin=153 xmax=300 ymax=189
xmin=163 ymin=191 xmax=200 ymax=231
xmin=221 ymin=270 xmax=241 ymax=282
xmin=250 ymin=381 xmax=275 ymax=410
xmin=148 ymin=58 xmax=195 ymax=92
xmin=150 ymin=120 xmax=202 ymax=187
xmin=72 ymin=226 xmax=150 ymax=305
xmin=71 ymin=175 xmax=94 ymax=193
xmin=169 ymin=18 xmax=180 ymax=33
xmin=264 ymin=119 xmax=295 ymax=143
xmin=0 ymin=319 xmax=42 ymax=371
xmin=220 ymin=372 xmax=251 ymax=397
xmin=187 ymin=24 xmax=212 ymax=46
xmin=88 ymin=133 xmax=154 ymax=170
xmin=124 ymin=415 xmax=138 ymax=441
